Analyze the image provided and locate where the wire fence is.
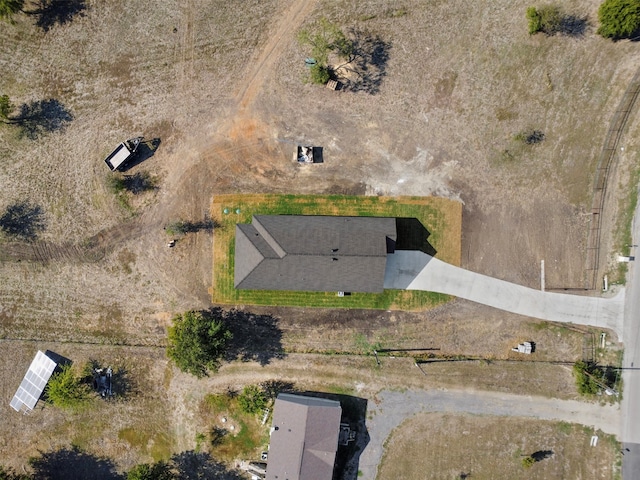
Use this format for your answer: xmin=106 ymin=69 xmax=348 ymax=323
xmin=584 ymin=67 xmax=640 ymax=290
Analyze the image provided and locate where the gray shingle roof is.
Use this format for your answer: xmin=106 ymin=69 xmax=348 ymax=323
xmin=234 ymin=215 xmax=397 ymax=293
xmin=266 ymin=393 xmax=342 ymax=480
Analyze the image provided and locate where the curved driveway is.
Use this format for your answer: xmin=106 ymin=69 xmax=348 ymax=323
xmin=384 ymin=251 xmax=624 ymax=337
xmin=360 ymin=388 xmax=621 ymax=480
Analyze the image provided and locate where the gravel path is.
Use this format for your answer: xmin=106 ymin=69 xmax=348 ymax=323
xmin=359 ymin=388 xmax=620 ymax=480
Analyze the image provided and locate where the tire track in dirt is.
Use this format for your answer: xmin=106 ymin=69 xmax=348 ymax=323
xmin=234 ymin=0 xmax=316 ymax=111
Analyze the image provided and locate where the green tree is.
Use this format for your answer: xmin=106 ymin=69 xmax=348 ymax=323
xmin=526 ymin=5 xmax=562 ymax=35
xmin=127 ymin=461 xmax=174 ymax=480
xmin=521 ymin=456 xmax=535 ymax=468
xmin=0 ymin=0 xmax=24 ymax=22
xmin=167 ymin=310 xmax=232 ymax=378
xmin=297 ymin=18 xmax=353 ymax=84
xmin=238 ymin=384 xmax=268 ymax=414
xmin=0 ymin=94 xmax=13 ymax=122
xmin=573 ymin=361 xmax=600 ymax=395
xmin=45 ymin=364 xmax=92 ymax=411
xmin=598 ymin=0 xmax=640 ymax=38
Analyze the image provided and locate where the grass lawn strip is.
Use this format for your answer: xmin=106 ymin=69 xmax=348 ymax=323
xmin=211 ymin=194 xmax=462 ymax=309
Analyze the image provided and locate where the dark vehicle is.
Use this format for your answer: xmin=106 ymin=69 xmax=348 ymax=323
xmin=93 ymin=367 xmax=113 ymax=399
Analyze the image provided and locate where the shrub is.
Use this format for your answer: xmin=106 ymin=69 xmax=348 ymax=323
xmin=573 ymin=361 xmax=600 ymax=395
xmin=238 ymin=384 xmax=268 ymax=415
xmin=127 ymin=461 xmax=174 ymax=480
xmin=598 ymin=0 xmax=640 ymax=39
xmin=521 ymin=456 xmax=535 ymax=468
xmin=45 ymin=364 xmax=92 ymax=411
xmin=309 ymin=64 xmax=331 ymax=85
xmin=527 ymin=5 xmax=562 ymax=35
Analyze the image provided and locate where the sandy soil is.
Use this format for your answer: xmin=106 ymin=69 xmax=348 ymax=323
xmin=0 ymin=0 xmax=637 ymax=474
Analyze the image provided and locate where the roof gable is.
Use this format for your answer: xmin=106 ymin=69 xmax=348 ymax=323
xmin=266 ymin=394 xmax=342 ymax=480
xmin=234 ymin=215 xmax=397 ymax=292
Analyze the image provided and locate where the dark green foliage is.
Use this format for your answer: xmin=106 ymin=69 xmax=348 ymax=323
xmin=167 ymin=310 xmax=232 ymax=378
xmin=521 ymin=456 xmax=535 ymax=468
xmin=45 ymin=364 xmax=92 ymax=411
xmin=598 ymin=0 xmax=640 ymax=39
xmin=527 ymin=5 xmax=562 ymax=35
xmin=297 ymin=18 xmax=353 ymax=84
xmin=0 ymin=94 xmax=13 ymax=121
xmin=237 ymin=385 xmax=268 ymax=415
xmin=309 ymin=64 xmax=331 ymax=85
xmin=573 ymin=361 xmax=600 ymax=395
xmin=127 ymin=461 xmax=174 ymax=480
xmin=0 ymin=0 xmax=24 ymax=22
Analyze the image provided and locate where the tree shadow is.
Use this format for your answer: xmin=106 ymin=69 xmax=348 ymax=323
xmin=531 ymin=450 xmax=554 ymax=462
xmin=121 ymin=138 xmax=161 ymax=171
xmin=171 ymin=451 xmax=244 ymax=480
xmin=221 ymin=308 xmax=285 ymax=366
xmin=560 ymin=14 xmax=589 ymax=37
xmin=31 ymin=0 xmax=87 ymax=32
xmin=165 ymin=216 xmax=220 ymax=236
xmin=260 ymin=379 xmax=296 ymax=400
xmin=0 ymin=201 xmax=46 ymax=241
xmin=338 ymin=30 xmax=391 ymax=95
xmin=122 ymin=171 xmax=158 ymax=194
xmin=296 ymin=391 xmax=370 ymax=480
xmin=394 ymin=218 xmax=437 ymax=256
xmin=28 ymin=446 xmax=123 ymax=480
xmin=14 ymin=99 xmax=73 ymax=139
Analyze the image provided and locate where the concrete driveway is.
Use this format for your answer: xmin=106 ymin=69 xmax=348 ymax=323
xmin=384 ymin=251 xmax=625 ymax=337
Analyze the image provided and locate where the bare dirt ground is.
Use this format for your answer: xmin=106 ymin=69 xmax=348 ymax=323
xmin=0 ymin=0 xmax=638 ymax=475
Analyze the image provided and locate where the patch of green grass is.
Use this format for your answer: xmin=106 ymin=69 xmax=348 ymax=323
xmin=212 ymin=194 xmax=461 ymax=310
xmin=118 ymin=426 xmax=173 ymax=462
xmin=200 ymin=393 xmax=269 ymax=462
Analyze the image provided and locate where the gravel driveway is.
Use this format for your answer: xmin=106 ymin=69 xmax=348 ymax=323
xmin=359 ymin=388 xmax=620 ymax=479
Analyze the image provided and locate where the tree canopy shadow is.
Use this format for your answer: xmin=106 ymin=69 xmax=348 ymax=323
xmin=221 ymin=308 xmax=285 ymax=366
xmin=339 ymin=30 xmax=391 ymax=95
xmin=30 ymin=0 xmax=87 ymax=32
xmin=560 ymin=15 xmax=589 ymax=36
xmin=14 ymin=99 xmax=73 ymax=139
xmin=531 ymin=449 xmax=554 ymax=462
xmin=121 ymin=171 xmax=158 ymax=194
xmin=121 ymin=138 xmax=161 ymax=171
xmin=0 ymin=201 xmax=46 ymax=241
xmin=171 ymin=451 xmax=244 ymax=480
xmin=28 ymin=446 xmax=123 ymax=480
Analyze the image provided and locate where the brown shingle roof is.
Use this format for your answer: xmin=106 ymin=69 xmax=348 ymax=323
xmin=266 ymin=394 xmax=342 ymax=480
xmin=234 ymin=215 xmax=396 ymax=293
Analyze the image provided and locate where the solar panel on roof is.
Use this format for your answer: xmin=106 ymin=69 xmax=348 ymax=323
xmin=10 ymin=351 xmax=57 ymax=413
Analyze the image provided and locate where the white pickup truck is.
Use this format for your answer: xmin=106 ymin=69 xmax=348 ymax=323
xmin=104 ymin=137 xmax=142 ymax=171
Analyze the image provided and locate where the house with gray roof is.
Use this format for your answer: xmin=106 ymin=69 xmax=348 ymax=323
xmin=266 ymin=393 xmax=342 ymax=480
xmin=234 ymin=215 xmax=397 ymax=293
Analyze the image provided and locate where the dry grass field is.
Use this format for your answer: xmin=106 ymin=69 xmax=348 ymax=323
xmin=377 ymin=413 xmax=620 ymax=480
xmin=0 ymin=0 xmax=636 ymax=475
